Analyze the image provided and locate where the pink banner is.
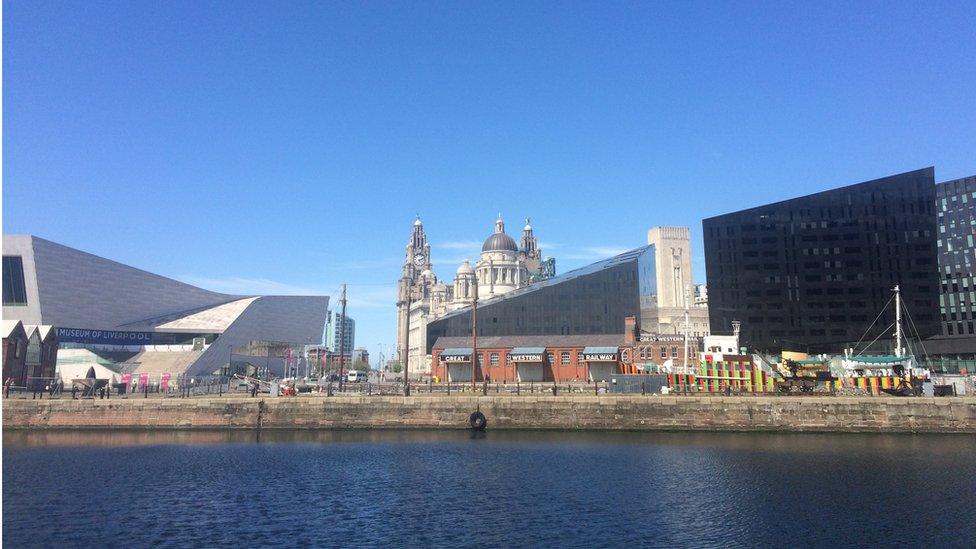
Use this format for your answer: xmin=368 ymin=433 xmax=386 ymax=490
xmin=139 ymin=372 xmax=149 ymax=388
xmin=121 ymin=373 xmax=132 ymax=385
xmin=160 ymin=373 xmax=171 ymax=391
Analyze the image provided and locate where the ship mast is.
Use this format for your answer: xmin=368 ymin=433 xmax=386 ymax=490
xmin=893 ymin=285 xmax=903 ymax=357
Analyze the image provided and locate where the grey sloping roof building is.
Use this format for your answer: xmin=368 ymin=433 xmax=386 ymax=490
xmin=3 ymin=235 xmax=236 ymax=328
xmin=2 ymin=235 xmax=328 ymax=377
xmin=425 ymin=245 xmax=658 ymax=352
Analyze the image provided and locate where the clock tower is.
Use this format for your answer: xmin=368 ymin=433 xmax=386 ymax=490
xmin=393 ymin=214 xmax=549 ymax=377
xmin=402 ymin=215 xmax=431 ymax=280
xmin=396 ymin=216 xmax=432 ymax=371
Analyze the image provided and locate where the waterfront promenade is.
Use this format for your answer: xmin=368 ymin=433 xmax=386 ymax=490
xmin=4 ymin=394 xmax=974 ymax=433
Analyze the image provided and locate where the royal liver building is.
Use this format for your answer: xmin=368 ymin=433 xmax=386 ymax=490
xmin=396 ymin=215 xmax=552 ymax=375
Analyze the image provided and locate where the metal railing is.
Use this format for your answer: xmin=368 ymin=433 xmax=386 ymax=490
xmin=8 ymin=374 xmax=970 ymax=399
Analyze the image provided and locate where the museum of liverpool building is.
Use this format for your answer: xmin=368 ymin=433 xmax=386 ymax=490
xmin=2 ymin=235 xmax=329 ymax=380
xmin=426 ymin=245 xmax=704 ymax=382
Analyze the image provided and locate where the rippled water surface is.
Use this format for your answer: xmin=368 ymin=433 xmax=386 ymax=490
xmin=4 ymin=430 xmax=975 ymax=548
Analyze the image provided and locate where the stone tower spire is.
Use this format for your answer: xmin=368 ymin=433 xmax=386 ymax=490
xmin=494 ymin=213 xmax=505 ymax=234
xmin=397 ymin=216 xmax=432 ymax=372
xmin=402 ymin=216 xmax=431 ymax=280
xmin=519 ymin=217 xmax=542 ymax=274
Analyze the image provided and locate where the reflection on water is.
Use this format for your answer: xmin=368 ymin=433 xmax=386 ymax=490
xmin=6 ymin=428 xmax=976 ymax=455
xmin=4 ymin=430 xmax=975 ymax=548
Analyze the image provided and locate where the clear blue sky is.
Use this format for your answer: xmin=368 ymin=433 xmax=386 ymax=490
xmin=4 ymin=1 xmax=975 ymax=365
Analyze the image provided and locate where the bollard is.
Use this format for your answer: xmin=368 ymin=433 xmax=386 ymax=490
xmin=594 ymin=380 xmax=598 ymax=395
xmin=641 ymin=381 xmax=646 ymax=395
xmin=552 ymin=383 xmax=558 ymax=396
xmin=516 ymin=380 xmax=520 ymax=395
xmin=144 ymin=385 xmax=149 ymax=399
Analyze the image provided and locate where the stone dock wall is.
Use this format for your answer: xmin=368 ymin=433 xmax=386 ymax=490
xmin=4 ymin=395 xmax=976 ymax=433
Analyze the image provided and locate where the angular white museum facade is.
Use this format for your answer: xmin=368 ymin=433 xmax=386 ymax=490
xmin=2 ymin=235 xmax=329 ymax=378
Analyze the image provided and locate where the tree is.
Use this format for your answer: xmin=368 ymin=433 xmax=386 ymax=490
xmin=352 ymin=359 xmax=370 ymax=372
xmin=388 ymin=361 xmax=402 ymax=374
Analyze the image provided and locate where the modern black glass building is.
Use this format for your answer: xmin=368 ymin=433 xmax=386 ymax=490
xmin=937 ymin=175 xmax=976 ymax=337
xmin=702 ymin=168 xmax=940 ymax=354
xmin=424 ymin=246 xmax=656 ymax=353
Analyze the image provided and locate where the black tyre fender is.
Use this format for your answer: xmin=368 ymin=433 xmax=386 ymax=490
xmin=469 ymin=411 xmax=487 ymax=431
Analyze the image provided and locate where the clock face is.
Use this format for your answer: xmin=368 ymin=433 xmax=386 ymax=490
xmin=413 ymin=254 xmax=426 ymax=266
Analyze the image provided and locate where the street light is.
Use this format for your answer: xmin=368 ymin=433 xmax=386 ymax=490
xmin=403 ymin=288 xmax=412 ymax=396
xmin=471 ymin=274 xmax=478 ymax=392
xmin=338 ymin=284 xmax=348 ymax=393
xmin=377 ymin=342 xmax=387 ymax=377
xmin=304 ymin=337 xmax=312 ymax=380
xmin=683 ymin=284 xmax=690 ymax=376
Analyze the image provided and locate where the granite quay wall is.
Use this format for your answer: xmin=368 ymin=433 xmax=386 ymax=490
xmin=3 ymin=396 xmax=975 ymax=433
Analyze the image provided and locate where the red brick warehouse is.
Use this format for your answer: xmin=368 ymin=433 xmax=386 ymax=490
xmin=432 ymin=334 xmax=632 ymax=383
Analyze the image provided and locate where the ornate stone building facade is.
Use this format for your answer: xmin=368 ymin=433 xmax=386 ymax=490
xmin=396 ymin=215 xmax=549 ymax=375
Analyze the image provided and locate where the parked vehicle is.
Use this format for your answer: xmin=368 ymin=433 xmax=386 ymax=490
xmin=346 ymin=371 xmax=365 ymax=383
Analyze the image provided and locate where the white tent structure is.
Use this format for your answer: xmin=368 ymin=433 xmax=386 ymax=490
xmin=56 ymin=362 xmax=120 ymax=385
